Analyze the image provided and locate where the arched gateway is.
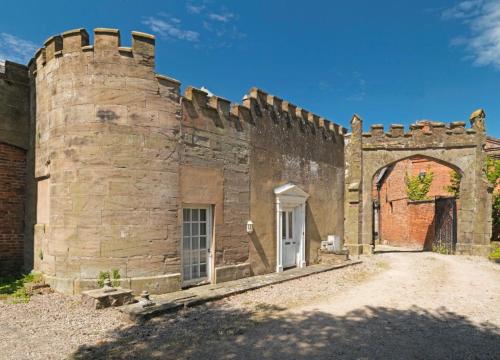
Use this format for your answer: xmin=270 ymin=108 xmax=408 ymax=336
xmin=344 ymin=110 xmax=492 ymax=256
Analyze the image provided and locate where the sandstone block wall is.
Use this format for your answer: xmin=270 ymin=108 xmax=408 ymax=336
xmin=180 ymin=87 xmax=251 ymax=282
xmin=345 ymin=114 xmax=492 ymax=256
xmin=246 ymin=88 xmax=345 ymax=274
xmin=32 ymin=29 xmax=182 ymax=294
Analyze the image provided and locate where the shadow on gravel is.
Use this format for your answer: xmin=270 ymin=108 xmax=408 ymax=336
xmin=71 ymin=304 xmax=500 ymax=360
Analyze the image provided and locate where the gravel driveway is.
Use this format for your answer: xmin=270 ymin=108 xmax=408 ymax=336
xmin=1 ymin=249 xmax=499 ymax=359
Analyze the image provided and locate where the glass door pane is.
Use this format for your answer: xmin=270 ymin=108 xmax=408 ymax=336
xmin=182 ymin=207 xmax=210 ymax=284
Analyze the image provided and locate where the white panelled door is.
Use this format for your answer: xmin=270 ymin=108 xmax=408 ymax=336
xmin=182 ymin=207 xmax=211 ymax=285
xmin=281 ymin=210 xmax=297 ymax=268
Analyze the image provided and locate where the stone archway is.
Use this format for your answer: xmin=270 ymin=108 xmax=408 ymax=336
xmin=344 ymin=110 xmax=492 ymax=256
xmin=371 ymin=154 xmax=463 ymax=251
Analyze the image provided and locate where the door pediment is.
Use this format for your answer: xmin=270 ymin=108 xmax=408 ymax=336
xmin=274 ymin=183 xmax=309 ymax=201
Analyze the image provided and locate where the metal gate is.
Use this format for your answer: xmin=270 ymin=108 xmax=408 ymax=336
xmin=434 ymin=197 xmax=457 ymax=254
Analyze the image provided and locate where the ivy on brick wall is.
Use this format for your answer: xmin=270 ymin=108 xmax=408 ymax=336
xmin=405 ymin=170 xmax=434 ymax=201
xmin=486 ymin=157 xmax=500 ymax=237
xmin=446 ymin=170 xmax=462 ymax=198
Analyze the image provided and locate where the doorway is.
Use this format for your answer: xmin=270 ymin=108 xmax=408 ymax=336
xmin=281 ymin=209 xmax=297 ymax=268
xmin=182 ymin=206 xmax=212 ymax=286
xmin=274 ymin=183 xmax=309 ymax=272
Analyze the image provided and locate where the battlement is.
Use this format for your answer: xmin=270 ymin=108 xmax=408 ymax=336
xmin=357 ymin=109 xmax=486 ymax=150
xmin=33 ymin=28 xmax=155 ymax=71
xmin=0 ymin=60 xmax=29 ymax=84
xmin=182 ymin=85 xmax=345 ymax=139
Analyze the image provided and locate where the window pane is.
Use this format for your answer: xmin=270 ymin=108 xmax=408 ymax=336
xmin=200 ymin=236 xmax=207 ymax=249
xmin=192 ymin=209 xmax=199 ymax=221
xmin=192 ymin=265 xmax=199 ymax=279
xmin=183 ymin=265 xmax=191 ymax=280
xmin=200 ymin=222 xmax=207 ymax=236
xmin=200 ymin=209 xmax=206 ymax=221
xmin=183 ymin=223 xmax=190 ymax=236
xmin=192 ymin=223 xmax=199 ymax=236
xmin=200 ymin=264 xmax=206 ymax=277
xmin=200 ymin=250 xmax=206 ymax=264
xmin=183 ymin=237 xmax=190 ymax=250
xmin=288 ymin=211 xmax=293 ymax=239
xmin=281 ymin=212 xmax=286 ymax=239
xmin=192 ymin=236 xmax=199 ymax=251
xmin=183 ymin=209 xmax=190 ymax=222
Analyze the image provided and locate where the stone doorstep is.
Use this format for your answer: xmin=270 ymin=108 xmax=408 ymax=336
xmin=119 ymin=260 xmax=363 ymax=321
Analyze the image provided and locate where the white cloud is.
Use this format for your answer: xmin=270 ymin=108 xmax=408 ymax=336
xmin=208 ymin=12 xmax=235 ymax=23
xmin=187 ymin=3 xmax=205 ymax=14
xmin=0 ymin=33 xmax=37 ymax=64
xmin=142 ymin=16 xmax=199 ymax=42
xmin=443 ymin=0 xmax=500 ymax=69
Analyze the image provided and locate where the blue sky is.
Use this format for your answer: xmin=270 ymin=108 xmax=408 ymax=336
xmin=0 ymin=0 xmax=499 ymax=136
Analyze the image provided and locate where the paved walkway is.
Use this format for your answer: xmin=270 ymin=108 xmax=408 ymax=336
xmin=120 ymin=260 xmax=361 ymax=320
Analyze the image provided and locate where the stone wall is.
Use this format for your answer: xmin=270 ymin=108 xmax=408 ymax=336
xmin=180 ymin=87 xmax=251 ymax=282
xmin=32 ymin=29 xmax=182 ymax=294
xmin=246 ymin=88 xmax=345 ymax=274
xmin=345 ymin=113 xmax=492 ymax=256
xmin=0 ymin=61 xmax=31 ymax=273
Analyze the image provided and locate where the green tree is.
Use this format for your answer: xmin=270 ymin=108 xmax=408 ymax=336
xmin=405 ymin=170 xmax=434 ymax=201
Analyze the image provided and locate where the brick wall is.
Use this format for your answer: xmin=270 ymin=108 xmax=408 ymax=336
xmin=408 ymin=201 xmax=435 ymax=249
xmin=0 ymin=143 xmax=26 ymax=273
xmin=375 ymin=156 xmax=456 ymax=248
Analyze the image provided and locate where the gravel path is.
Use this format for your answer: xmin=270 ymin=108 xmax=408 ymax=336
xmin=1 ymin=250 xmax=499 ymax=359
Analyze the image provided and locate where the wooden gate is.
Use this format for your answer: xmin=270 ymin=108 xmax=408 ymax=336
xmin=434 ymin=197 xmax=457 ymax=254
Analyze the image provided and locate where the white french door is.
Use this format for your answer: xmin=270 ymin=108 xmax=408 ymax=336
xmin=281 ymin=209 xmax=297 ymax=268
xmin=182 ymin=207 xmax=211 ymax=285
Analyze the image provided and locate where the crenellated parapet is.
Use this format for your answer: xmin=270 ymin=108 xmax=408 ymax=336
xmin=181 ymin=85 xmax=345 ymax=143
xmin=0 ymin=60 xmax=29 ymax=85
xmin=360 ymin=113 xmax=485 ymax=150
xmin=32 ymin=28 xmax=156 ymax=73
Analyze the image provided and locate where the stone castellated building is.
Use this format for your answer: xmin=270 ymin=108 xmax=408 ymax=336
xmin=0 ymin=28 xmax=493 ymax=295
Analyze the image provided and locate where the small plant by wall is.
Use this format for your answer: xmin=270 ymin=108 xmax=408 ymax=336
xmin=446 ymin=170 xmax=462 ymax=198
xmin=97 ymin=269 xmax=121 ymax=288
xmin=405 ymin=170 xmax=434 ymax=201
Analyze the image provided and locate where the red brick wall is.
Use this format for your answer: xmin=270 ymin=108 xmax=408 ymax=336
xmin=375 ymin=156 xmax=456 ymax=249
xmin=0 ymin=143 xmax=26 ymax=273
xmin=408 ymin=201 xmax=435 ymax=249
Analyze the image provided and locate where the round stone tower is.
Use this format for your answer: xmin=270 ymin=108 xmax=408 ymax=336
xmin=32 ymin=28 xmax=182 ymax=294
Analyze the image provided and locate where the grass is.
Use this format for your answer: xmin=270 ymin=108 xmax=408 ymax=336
xmin=0 ymin=273 xmax=43 ymax=303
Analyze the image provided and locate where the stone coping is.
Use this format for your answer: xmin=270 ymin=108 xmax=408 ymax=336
xmin=119 ymin=260 xmax=362 ymax=321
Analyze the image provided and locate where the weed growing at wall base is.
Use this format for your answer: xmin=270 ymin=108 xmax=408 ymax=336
xmin=0 ymin=273 xmax=42 ymax=303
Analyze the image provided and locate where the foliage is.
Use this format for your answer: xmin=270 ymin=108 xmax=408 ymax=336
xmin=432 ymin=244 xmax=451 ymax=255
xmin=490 ymin=247 xmax=500 ymax=259
xmin=486 ymin=157 xmax=500 ymax=234
xmin=97 ymin=269 xmax=121 ymax=288
xmin=0 ymin=272 xmax=43 ymax=303
xmin=405 ymin=170 xmax=434 ymax=201
xmin=446 ymin=170 xmax=462 ymax=198
xmin=486 ymin=156 xmax=500 ymax=187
